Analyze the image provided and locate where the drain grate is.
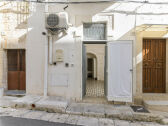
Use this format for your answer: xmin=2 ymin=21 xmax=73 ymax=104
xmin=131 ymin=105 xmax=149 ymax=113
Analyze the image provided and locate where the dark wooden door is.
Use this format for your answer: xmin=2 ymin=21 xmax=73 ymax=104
xmin=8 ymin=50 xmax=26 ymax=90
xmin=143 ymin=39 xmax=166 ymax=93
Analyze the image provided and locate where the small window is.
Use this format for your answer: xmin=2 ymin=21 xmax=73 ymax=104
xmin=83 ymin=23 xmax=106 ymax=40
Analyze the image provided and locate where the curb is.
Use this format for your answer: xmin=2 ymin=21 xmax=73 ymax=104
xmin=10 ymin=101 xmax=168 ymax=125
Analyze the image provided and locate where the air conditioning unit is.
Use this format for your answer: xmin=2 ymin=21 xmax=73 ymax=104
xmin=45 ymin=12 xmax=68 ymax=30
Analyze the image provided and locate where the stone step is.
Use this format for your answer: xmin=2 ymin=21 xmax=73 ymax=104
xmin=144 ymin=100 xmax=168 ymax=112
xmin=142 ymin=94 xmax=168 ymax=101
xmin=4 ymin=90 xmax=26 ymax=97
xmin=80 ymin=97 xmax=109 ymax=104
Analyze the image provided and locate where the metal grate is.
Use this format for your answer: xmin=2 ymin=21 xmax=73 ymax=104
xmin=83 ymin=23 xmax=106 ymax=40
xmin=131 ymin=105 xmax=149 ymax=113
xmin=47 ymin=14 xmax=59 ymax=27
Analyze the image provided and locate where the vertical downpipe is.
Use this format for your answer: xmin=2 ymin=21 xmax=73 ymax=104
xmin=44 ymin=2 xmax=49 ymax=97
xmin=49 ymin=36 xmax=53 ymax=65
xmin=44 ymin=36 xmax=48 ymax=97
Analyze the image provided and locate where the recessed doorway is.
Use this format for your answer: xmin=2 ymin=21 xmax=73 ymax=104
xmin=143 ymin=39 xmax=166 ymax=93
xmin=7 ymin=49 xmax=26 ymax=91
xmin=84 ymin=44 xmax=105 ymax=98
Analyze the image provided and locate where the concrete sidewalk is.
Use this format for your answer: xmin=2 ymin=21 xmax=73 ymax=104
xmin=0 ymin=95 xmax=168 ymax=125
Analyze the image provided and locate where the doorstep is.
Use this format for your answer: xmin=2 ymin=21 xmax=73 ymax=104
xmin=144 ymin=100 xmax=168 ymax=112
xmin=0 ymin=95 xmax=168 ymax=125
xmin=4 ymin=90 xmax=26 ymax=97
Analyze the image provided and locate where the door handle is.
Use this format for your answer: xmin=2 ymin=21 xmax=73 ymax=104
xmin=130 ymin=69 xmax=133 ymax=72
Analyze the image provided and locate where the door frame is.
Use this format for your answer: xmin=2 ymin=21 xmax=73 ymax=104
xmin=82 ymin=41 xmax=106 ymax=99
xmin=142 ymin=38 xmax=166 ymax=93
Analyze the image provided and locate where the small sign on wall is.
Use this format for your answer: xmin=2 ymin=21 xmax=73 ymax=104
xmin=55 ymin=49 xmax=64 ymax=62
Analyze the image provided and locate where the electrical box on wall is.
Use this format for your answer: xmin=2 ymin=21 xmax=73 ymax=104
xmin=55 ymin=49 xmax=64 ymax=62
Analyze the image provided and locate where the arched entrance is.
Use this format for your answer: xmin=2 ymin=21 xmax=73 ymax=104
xmin=87 ymin=53 xmax=97 ymax=79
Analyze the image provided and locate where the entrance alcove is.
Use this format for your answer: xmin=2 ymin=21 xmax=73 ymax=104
xmin=86 ymin=52 xmax=104 ymax=97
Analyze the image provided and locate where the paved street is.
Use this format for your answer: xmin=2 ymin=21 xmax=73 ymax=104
xmin=0 ymin=116 xmax=78 ymax=126
xmin=0 ymin=107 xmax=167 ymax=126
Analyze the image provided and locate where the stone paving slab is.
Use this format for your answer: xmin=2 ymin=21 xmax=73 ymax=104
xmin=9 ymin=109 xmax=30 ymax=117
xmin=144 ymin=100 xmax=168 ymax=113
xmin=0 ymin=107 xmax=17 ymax=117
xmin=130 ymin=122 xmax=143 ymax=126
xmin=114 ymin=120 xmax=130 ymax=126
xmin=132 ymin=112 xmax=164 ymax=123
xmin=150 ymin=110 xmax=168 ymax=118
xmin=66 ymin=103 xmax=84 ymax=115
xmin=83 ymin=103 xmax=105 ymax=117
xmin=104 ymin=105 xmax=124 ymax=118
xmin=0 ymin=107 xmax=167 ymax=126
xmin=65 ymin=115 xmax=79 ymax=125
xmin=22 ymin=111 xmax=45 ymax=120
xmin=40 ymin=112 xmax=55 ymax=121
xmin=98 ymin=118 xmax=114 ymax=126
xmin=35 ymin=96 xmax=68 ymax=113
xmin=49 ymin=113 xmax=69 ymax=123
xmin=76 ymin=116 xmax=99 ymax=126
xmin=11 ymin=95 xmax=42 ymax=109
xmin=1 ymin=96 xmax=168 ymax=125
xmin=0 ymin=96 xmax=18 ymax=108
xmin=145 ymin=100 xmax=168 ymax=106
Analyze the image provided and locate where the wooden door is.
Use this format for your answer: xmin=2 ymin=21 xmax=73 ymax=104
xmin=143 ymin=39 xmax=166 ymax=93
xmin=8 ymin=50 xmax=26 ymax=90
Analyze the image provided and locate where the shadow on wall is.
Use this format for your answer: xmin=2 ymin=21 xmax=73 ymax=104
xmin=66 ymin=2 xmax=114 ymax=27
xmin=52 ymin=30 xmax=68 ymax=42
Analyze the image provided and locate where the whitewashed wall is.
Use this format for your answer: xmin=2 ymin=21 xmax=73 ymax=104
xmin=26 ymin=2 xmax=114 ymax=100
xmin=26 ymin=4 xmax=46 ymax=95
xmin=19 ymin=2 xmax=168 ymax=101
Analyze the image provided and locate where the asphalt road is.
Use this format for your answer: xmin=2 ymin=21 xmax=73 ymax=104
xmin=0 ymin=116 xmax=80 ymax=126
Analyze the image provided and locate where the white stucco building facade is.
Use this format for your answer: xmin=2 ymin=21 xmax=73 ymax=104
xmin=0 ymin=1 xmax=168 ymax=104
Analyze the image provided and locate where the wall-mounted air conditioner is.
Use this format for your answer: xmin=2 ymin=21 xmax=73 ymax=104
xmin=45 ymin=12 xmax=68 ymax=30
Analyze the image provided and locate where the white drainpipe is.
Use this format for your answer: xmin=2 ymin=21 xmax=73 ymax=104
xmin=44 ymin=35 xmax=49 ymax=97
xmin=44 ymin=3 xmax=49 ymax=97
xmin=49 ymin=36 xmax=53 ymax=65
xmin=44 ymin=35 xmax=52 ymax=97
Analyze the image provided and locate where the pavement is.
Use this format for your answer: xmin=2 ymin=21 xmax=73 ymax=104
xmin=0 ymin=108 xmax=167 ymax=126
xmin=0 ymin=116 xmax=78 ymax=126
xmin=0 ymin=95 xmax=168 ymax=125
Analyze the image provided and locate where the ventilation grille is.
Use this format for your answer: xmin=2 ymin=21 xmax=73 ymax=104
xmin=47 ymin=14 xmax=59 ymax=27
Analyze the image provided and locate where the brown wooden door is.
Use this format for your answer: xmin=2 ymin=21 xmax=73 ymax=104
xmin=8 ymin=50 xmax=26 ymax=90
xmin=143 ymin=39 xmax=166 ymax=93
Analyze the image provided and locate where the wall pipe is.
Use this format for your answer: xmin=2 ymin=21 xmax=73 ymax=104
xmin=44 ymin=34 xmax=48 ymax=97
xmin=44 ymin=33 xmax=52 ymax=97
xmin=44 ymin=2 xmax=49 ymax=97
xmin=49 ymin=35 xmax=53 ymax=65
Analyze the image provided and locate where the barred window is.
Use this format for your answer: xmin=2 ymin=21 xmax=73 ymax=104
xmin=83 ymin=23 xmax=106 ymax=40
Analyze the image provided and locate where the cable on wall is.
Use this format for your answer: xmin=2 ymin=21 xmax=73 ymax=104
xmin=3 ymin=0 xmax=168 ymax=5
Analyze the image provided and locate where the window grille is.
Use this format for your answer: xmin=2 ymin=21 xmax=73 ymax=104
xmin=83 ymin=23 xmax=106 ymax=40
